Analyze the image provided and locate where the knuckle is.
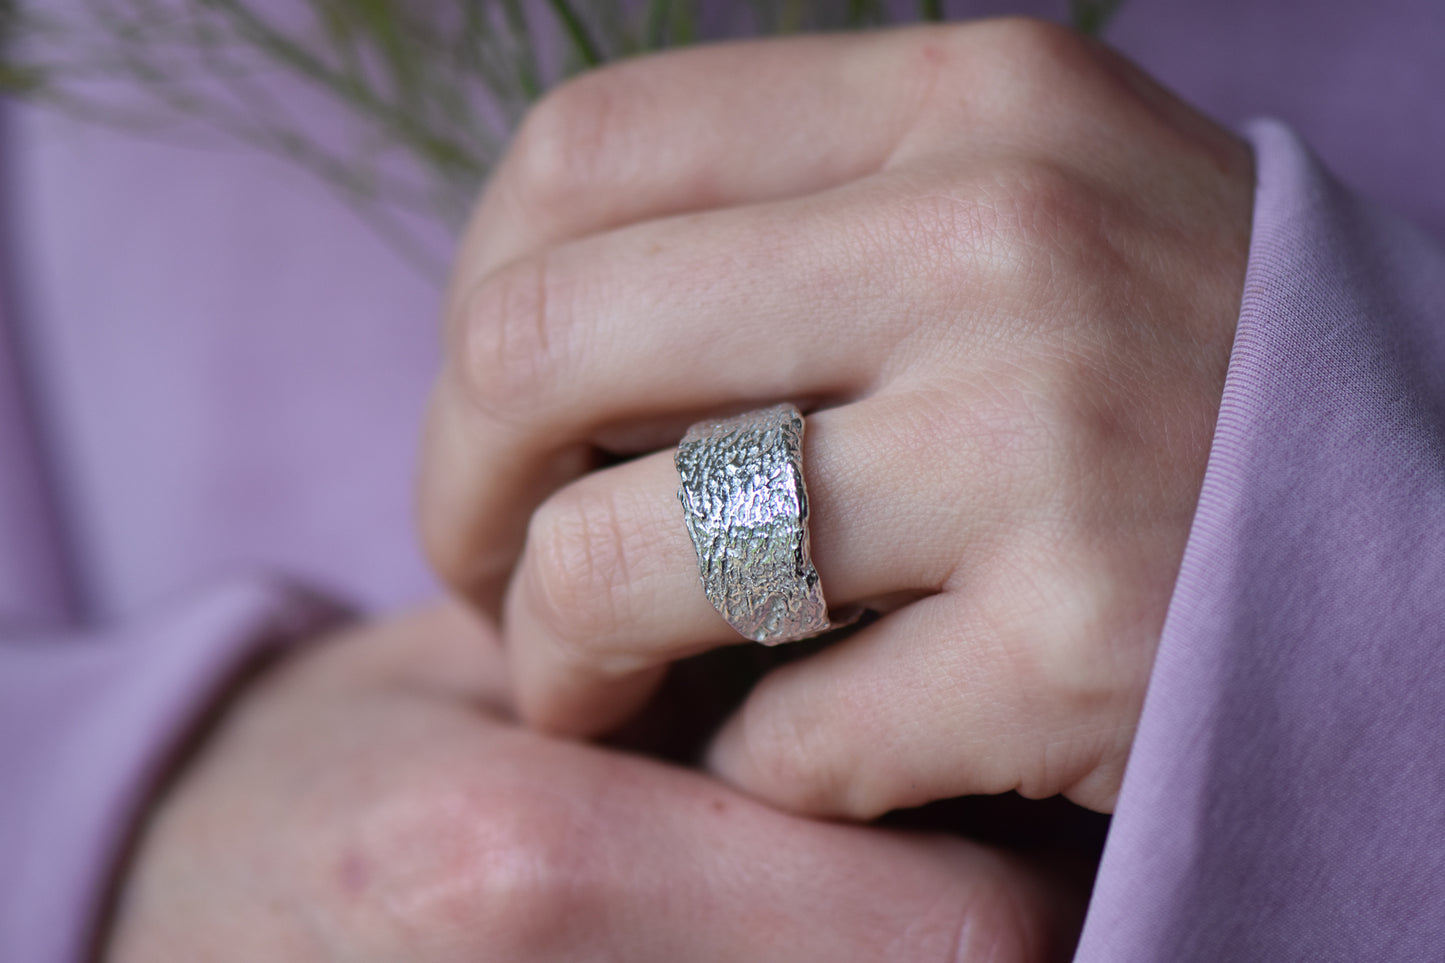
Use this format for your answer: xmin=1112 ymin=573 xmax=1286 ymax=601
xmin=882 ymin=160 xmax=1110 ymax=297
xmin=455 ymin=252 xmax=572 ymax=420
xmin=509 ymin=71 xmax=628 ymax=213
xmin=968 ymin=158 xmax=1110 ymax=283
xmin=983 ymin=17 xmax=1102 ymax=95
xmin=522 ymin=487 xmax=635 ymax=665
xmin=348 ymin=778 xmax=587 ymax=954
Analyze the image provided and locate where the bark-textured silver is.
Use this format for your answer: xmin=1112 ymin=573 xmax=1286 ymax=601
xmin=675 ymin=403 xmax=833 ymax=645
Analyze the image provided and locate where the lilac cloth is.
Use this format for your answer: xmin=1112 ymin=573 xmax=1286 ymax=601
xmin=1075 ymin=120 xmax=1445 ymax=960
xmin=0 ymin=296 xmax=69 ymax=630
xmin=0 ymin=580 xmax=344 ymax=963
xmin=1 ymin=1 xmax=1444 ymax=960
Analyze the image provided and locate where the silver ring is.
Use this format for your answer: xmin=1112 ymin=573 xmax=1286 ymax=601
xmin=675 ymin=403 xmax=839 ymax=645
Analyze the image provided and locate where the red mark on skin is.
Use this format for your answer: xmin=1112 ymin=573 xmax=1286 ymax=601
xmin=337 ymin=849 xmax=371 ymax=900
xmin=921 ymin=44 xmax=946 ymax=67
xmin=710 ymin=797 xmax=729 ymax=815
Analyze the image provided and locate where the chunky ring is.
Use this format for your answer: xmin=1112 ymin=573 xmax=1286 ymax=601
xmin=675 ymin=403 xmax=839 ymax=645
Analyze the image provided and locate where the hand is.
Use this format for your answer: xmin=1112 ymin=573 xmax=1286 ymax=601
xmin=419 ymin=20 xmax=1253 ymax=817
xmin=103 ymin=605 xmax=1083 ymax=961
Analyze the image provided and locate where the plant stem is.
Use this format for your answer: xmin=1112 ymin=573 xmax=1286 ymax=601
xmin=545 ymin=0 xmax=602 ymax=68
xmin=498 ymin=0 xmax=542 ymax=98
xmin=1069 ymin=0 xmax=1125 ymax=36
xmin=845 ymin=0 xmax=879 ymax=28
xmin=200 ymin=0 xmax=480 ymax=174
xmin=644 ymin=0 xmax=671 ymax=49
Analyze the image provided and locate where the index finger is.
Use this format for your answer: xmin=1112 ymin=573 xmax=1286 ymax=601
xmin=454 ymin=27 xmax=946 ymax=289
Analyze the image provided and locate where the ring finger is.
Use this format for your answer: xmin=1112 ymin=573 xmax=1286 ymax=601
xmin=505 ymin=388 xmax=1028 ymax=735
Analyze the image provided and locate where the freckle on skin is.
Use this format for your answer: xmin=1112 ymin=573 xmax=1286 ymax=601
xmin=710 ymin=797 xmax=729 ymax=815
xmin=338 ymin=849 xmax=371 ymax=900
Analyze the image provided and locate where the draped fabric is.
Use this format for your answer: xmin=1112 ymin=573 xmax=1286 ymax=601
xmin=1077 ymin=120 xmax=1445 ymax=961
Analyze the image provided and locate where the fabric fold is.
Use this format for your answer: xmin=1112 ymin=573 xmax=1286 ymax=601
xmin=0 ymin=251 xmax=73 ymax=630
xmin=1077 ymin=119 xmax=1445 ymax=960
xmin=0 ymin=577 xmax=348 ymax=963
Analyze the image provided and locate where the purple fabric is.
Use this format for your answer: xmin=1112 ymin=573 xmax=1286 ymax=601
xmin=0 ymin=579 xmax=345 ymax=963
xmin=1110 ymin=0 xmax=1445 ymax=240
xmin=1075 ymin=119 xmax=1445 ymax=960
xmin=1 ymin=1 xmax=1444 ymax=960
xmin=5 ymin=109 xmax=443 ymax=622
xmin=0 ymin=236 xmax=71 ymax=629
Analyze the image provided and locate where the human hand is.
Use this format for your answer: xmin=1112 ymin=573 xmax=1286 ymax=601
xmin=103 ymin=605 xmax=1083 ymax=961
xmin=419 ymin=20 xmax=1253 ymax=818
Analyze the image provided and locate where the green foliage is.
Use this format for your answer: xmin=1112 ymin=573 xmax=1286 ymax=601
xmin=0 ymin=0 xmax=1124 ymax=273
xmin=1069 ymin=0 xmax=1124 ymax=36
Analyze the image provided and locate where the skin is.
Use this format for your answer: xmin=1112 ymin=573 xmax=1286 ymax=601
xmin=419 ymin=20 xmax=1255 ymax=819
xmin=104 ymin=605 xmax=1084 ymax=961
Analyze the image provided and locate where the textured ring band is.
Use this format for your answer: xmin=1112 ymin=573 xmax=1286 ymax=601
xmin=675 ymin=403 xmax=837 ymax=645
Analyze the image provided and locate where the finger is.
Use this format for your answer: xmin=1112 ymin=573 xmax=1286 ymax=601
xmin=422 ymin=170 xmax=1002 ymax=608
xmin=274 ymin=603 xmax=519 ymax=720
xmin=425 ymin=22 xmax=1017 ymax=611
xmin=425 ymin=143 xmax=1038 ymax=609
xmin=350 ymin=603 xmax=516 ymax=710
xmin=705 ymin=585 xmax=1135 ymax=820
xmin=454 ymin=26 xmax=951 ymax=286
xmin=505 ymin=392 xmax=996 ymax=735
xmin=490 ymin=730 xmax=1084 ymax=962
